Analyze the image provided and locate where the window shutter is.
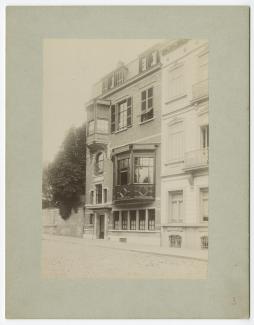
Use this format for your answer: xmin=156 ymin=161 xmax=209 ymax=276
xmin=127 ymin=97 xmax=132 ymax=127
xmin=111 ymin=104 xmax=116 ymax=133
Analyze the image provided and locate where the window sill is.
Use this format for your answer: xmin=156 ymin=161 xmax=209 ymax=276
xmin=139 ymin=117 xmax=155 ymax=125
xmin=113 ymin=127 xmax=128 ymax=134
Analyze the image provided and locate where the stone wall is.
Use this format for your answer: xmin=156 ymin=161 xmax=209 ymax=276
xmin=42 ymin=207 xmax=85 ymax=238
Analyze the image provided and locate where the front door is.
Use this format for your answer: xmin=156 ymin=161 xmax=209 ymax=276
xmin=99 ymin=215 xmax=104 ymax=239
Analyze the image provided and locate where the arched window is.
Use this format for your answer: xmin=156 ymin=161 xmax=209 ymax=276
xmin=169 ymin=235 xmax=182 ymax=248
xmin=95 ymin=152 xmax=104 ymax=174
xmin=201 ymin=236 xmax=208 ymax=249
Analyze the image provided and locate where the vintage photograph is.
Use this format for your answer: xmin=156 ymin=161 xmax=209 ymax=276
xmin=42 ymin=39 xmax=209 ymax=279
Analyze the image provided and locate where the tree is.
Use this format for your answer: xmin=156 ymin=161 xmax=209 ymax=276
xmin=42 ymin=165 xmax=53 ymax=209
xmin=46 ymin=124 xmax=86 ymax=220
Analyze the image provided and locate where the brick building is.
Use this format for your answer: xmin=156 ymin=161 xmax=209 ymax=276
xmin=83 ymin=44 xmax=162 ymax=245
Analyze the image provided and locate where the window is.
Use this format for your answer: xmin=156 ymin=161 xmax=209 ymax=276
xmin=198 ymin=52 xmax=208 ymax=81
xmin=169 ymin=235 xmax=182 ymax=248
xmin=88 ymin=120 xmax=95 ymax=135
xmin=139 ymin=210 xmax=145 ymax=230
xmin=89 ymin=214 xmax=94 ymax=225
xmin=134 ymin=157 xmax=154 ymax=184
xmin=168 ymin=65 xmax=185 ymax=99
xmin=108 ymin=74 xmax=114 ymax=89
xmin=201 ymin=125 xmax=209 ymax=149
xmin=130 ymin=210 xmax=136 ymax=230
xmin=97 ymin=119 xmax=109 ymax=133
xmin=118 ymin=101 xmax=127 ymax=130
xmin=117 ymin=158 xmax=129 ymax=185
xmin=200 ymin=188 xmax=208 ymax=222
xmin=149 ymin=51 xmax=157 ymax=67
xmin=141 ymin=87 xmax=153 ymax=122
xmin=111 ymin=98 xmax=132 ymax=133
xmin=95 ymin=184 xmax=102 ymax=204
xmin=115 ymin=70 xmax=124 ymax=86
xmin=139 ymin=50 xmax=159 ymax=72
xmin=113 ymin=211 xmax=119 ymax=229
xmin=103 ymin=188 xmax=108 ymax=203
xmin=95 ymin=152 xmax=104 ymax=174
xmin=90 ymin=191 xmax=94 ymax=204
xmin=148 ymin=209 xmax=155 ymax=230
xmin=122 ymin=211 xmax=128 ymax=230
xmin=111 ymin=105 xmax=116 ymax=133
xmin=201 ymin=236 xmax=208 ymax=249
xmin=167 ymin=122 xmax=184 ymax=162
xmin=140 ymin=57 xmax=147 ymax=72
xmin=169 ymin=191 xmax=183 ymax=223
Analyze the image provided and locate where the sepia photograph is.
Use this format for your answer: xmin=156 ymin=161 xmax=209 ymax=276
xmin=5 ymin=4 xmax=250 ymax=319
xmin=42 ymin=39 xmax=209 ymax=279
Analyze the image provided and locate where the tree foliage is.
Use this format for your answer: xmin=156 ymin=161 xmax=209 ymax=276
xmin=43 ymin=124 xmax=86 ymax=220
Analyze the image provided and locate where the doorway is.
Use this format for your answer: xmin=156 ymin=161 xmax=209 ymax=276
xmin=99 ymin=214 xmax=105 ymax=239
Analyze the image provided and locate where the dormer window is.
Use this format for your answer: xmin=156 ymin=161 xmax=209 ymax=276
xmin=139 ymin=50 xmax=159 ymax=73
xmin=102 ymin=67 xmax=126 ymax=93
xmin=150 ymin=51 xmax=157 ymax=66
xmin=141 ymin=57 xmax=147 ymax=72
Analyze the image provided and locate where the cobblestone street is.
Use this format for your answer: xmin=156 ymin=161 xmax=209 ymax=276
xmin=41 ymin=236 xmax=208 ymax=279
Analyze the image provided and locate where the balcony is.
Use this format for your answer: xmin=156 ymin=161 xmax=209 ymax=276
xmin=183 ymin=148 xmax=208 ymax=172
xmin=86 ymin=132 xmax=109 ymax=151
xmin=192 ymin=79 xmax=208 ymax=102
xmin=113 ymin=184 xmax=155 ymax=204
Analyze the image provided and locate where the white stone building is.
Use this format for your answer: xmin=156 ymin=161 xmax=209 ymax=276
xmin=160 ymin=40 xmax=209 ymax=250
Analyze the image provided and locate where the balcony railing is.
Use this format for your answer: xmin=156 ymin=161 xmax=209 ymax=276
xmin=113 ymin=184 xmax=155 ymax=204
xmin=184 ymin=148 xmax=209 ymax=171
xmin=192 ymin=79 xmax=208 ymax=102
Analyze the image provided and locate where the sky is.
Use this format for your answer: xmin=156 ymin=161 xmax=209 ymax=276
xmin=43 ymin=39 xmax=163 ymax=165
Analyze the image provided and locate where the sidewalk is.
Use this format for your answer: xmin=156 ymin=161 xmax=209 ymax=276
xmin=42 ymin=234 xmax=208 ymax=262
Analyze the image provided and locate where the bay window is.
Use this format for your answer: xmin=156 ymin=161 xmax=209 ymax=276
xmin=134 ymin=157 xmax=154 ymax=184
xmin=117 ymin=158 xmax=130 ymax=185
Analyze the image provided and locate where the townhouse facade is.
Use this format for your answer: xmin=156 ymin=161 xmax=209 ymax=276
xmin=83 ymin=44 xmax=162 ymax=246
xmin=83 ymin=40 xmax=209 ymax=250
xmin=160 ymin=39 xmax=209 ymax=250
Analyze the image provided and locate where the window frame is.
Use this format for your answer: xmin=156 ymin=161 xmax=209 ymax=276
xmin=148 ymin=209 xmax=155 ymax=230
xmin=113 ymin=211 xmax=119 ymax=230
xmin=121 ymin=211 xmax=128 ymax=230
xmin=111 ymin=97 xmax=132 ymax=133
xmin=140 ymin=87 xmax=154 ymax=123
xmin=168 ymin=190 xmax=184 ymax=223
xmin=117 ymin=156 xmax=130 ymax=185
xmin=201 ymin=235 xmax=208 ymax=249
xmin=94 ymin=152 xmax=104 ymax=175
xmin=200 ymin=188 xmax=208 ymax=223
xmin=169 ymin=235 xmax=182 ymax=248
xmin=133 ymin=156 xmax=155 ymax=184
xmin=139 ymin=210 xmax=146 ymax=230
xmin=95 ymin=184 xmax=103 ymax=204
xmin=130 ymin=210 xmax=136 ymax=230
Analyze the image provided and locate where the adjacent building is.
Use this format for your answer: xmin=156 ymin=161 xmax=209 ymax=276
xmin=83 ymin=40 xmax=209 ymax=250
xmin=160 ymin=39 xmax=209 ymax=250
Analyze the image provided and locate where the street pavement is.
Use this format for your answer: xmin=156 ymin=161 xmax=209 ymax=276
xmin=41 ymin=235 xmax=208 ymax=279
